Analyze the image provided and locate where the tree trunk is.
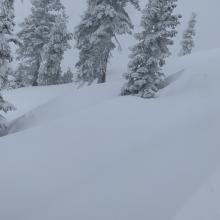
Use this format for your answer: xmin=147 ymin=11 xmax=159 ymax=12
xmin=97 ymin=67 xmax=106 ymax=84
xmin=32 ymin=59 xmax=41 ymax=86
xmin=97 ymin=52 xmax=109 ymax=84
xmin=32 ymin=78 xmax=38 ymax=86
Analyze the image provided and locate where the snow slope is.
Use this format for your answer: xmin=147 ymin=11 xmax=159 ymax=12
xmin=0 ymin=49 xmax=220 ymax=220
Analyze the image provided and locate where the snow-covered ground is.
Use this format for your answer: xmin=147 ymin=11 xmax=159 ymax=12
xmin=0 ymin=48 xmax=220 ymax=220
xmin=1 ymin=0 xmax=220 ymax=219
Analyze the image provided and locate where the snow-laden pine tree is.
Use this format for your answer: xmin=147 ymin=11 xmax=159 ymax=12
xmin=75 ymin=0 xmax=140 ymax=85
xmin=121 ymin=0 xmax=181 ymax=98
xmin=179 ymin=12 xmax=197 ymax=56
xmin=17 ymin=0 xmax=69 ymax=86
xmin=0 ymin=0 xmax=16 ymax=129
xmin=37 ymin=11 xmax=72 ymax=86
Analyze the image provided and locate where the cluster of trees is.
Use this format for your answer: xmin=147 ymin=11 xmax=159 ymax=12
xmin=16 ymin=0 xmax=73 ymax=87
xmin=75 ymin=0 xmax=197 ymax=96
xmin=0 ymin=0 xmax=197 ymax=130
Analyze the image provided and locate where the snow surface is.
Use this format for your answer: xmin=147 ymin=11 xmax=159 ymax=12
xmin=0 ymin=48 xmax=220 ymax=220
xmin=1 ymin=0 xmax=220 ymax=219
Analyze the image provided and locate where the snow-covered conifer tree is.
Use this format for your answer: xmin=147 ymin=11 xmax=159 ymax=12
xmin=37 ymin=11 xmax=72 ymax=86
xmin=17 ymin=0 xmax=70 ymax=86
xmin=179 ymin=12 xmax=197 ymax=56
xmin=121 ymin=0 xmax=181 ymax=98
xmin=74 ymin=0 xmax=140 ymax=85
xmin=0 ymin=0 xmax=16 ymax=129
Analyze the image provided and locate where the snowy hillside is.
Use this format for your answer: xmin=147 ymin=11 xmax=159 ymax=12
xmin=0 ymin=0 xmax=220 ymax=219
xmin=0 ymin=48 xmax=220 ymax=220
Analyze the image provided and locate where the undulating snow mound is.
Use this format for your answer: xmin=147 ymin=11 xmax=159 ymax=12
xmin=0 ymin=49 xmax=220 ymax=220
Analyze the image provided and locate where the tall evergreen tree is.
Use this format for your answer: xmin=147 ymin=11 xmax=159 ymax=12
xmin=179 ymin=12 xmax=197 ymax=56
xmin=0 ymin=0 xmax=16 ymax=129
xmin=74 ymin=0 xmax=140 ymax=85
xmin=121 ymin=0 xmax=181 ymax=98
xmin=17 ymin=0 xmax=69 ymax=86
xmin=37 ymin=11 xmax=72 ymax=86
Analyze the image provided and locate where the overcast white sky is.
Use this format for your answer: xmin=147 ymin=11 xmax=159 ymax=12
xmin=14 ymin=0 xmax=220 ymax=72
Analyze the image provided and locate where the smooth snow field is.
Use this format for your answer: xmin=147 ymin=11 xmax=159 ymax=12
xmin=0 ymin=48 xmax=220 ymax=220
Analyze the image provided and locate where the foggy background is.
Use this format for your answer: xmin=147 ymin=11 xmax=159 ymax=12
xmin=14 ymin=0 xmax=220 ymax=73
